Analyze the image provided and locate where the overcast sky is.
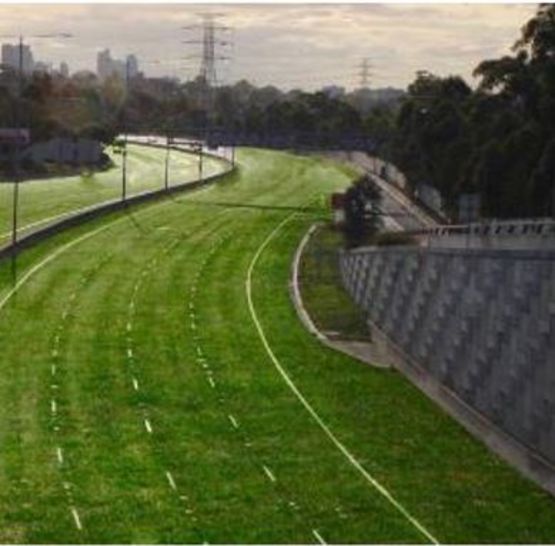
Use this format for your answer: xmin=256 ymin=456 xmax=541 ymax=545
xmin=0 ymin=3 xmax=537 ymax=90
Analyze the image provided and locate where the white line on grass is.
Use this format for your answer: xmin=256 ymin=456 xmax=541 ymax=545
xmin=312 ymin=529 xmax=326 ymax=545
xmin=132 ymin=378 xmax=139 ymax=391
xmin=208 ymin=376 xmax=216 ymax=388
xmin=51 ymin=400 xmax=57 ymax=415
xmin=57 ymin=447 xmax=64 ymax=465
xmin=127 ymin=348 xmax=133 ymax=359
xmin=166 ymin=471 xmax=177 ymax=490
xmin=262 ymin=465 xmax=276 ymax=483
xmin=144 ymin=418 xmax=153 ymax=434
xmin=245 ymin=214 xmax=439 ymax=545
xmin=71 ymin=507 xmax=83 ymax=531
xmin=51 ymin=364 xmax=56 ymax=376
xmin=0 ymin=173 xmax=224 ymax=316
xmin=228 ymin=414 xmax=239 ymax=429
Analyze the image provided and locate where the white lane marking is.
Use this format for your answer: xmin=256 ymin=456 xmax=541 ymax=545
xmin=166 ymin=471 xmax=177 ymax=490
xmin=196 ymin=346 xmax=202 ymax=356
xmin=54 ymin=335 xmax=60 ymax=345
xmin=0 ymin=154 xmax=229 ymax=316
xmin=127 ymin=348 xmax=133 ymax=359
xmin=126 ymin=322 xmax=132 ymax=332
xmin=228 ymin=414 xmax=239 ymax=429
xmin=51 ymin=364 xmax=56 ymax=376
xmin=312 ymin=529 xmax=326 ymax=545
xmin=245 ymin=214 xmax=439 ymax=545
xmin=263 ymin=465 xmax=276 ymax=483
xmin=144 ymin=419 xmax=153 ymax=434
xmin=208 ymin=376 xmax=216 ymax=388
xmin=71 ymin=507 xmax=83 ymax=531
xmin=132 ymin=378 xmax=139 ymax=391
xmin=0 ymin=216 xmax=131 ymax=313
xmin=52 ymin=349 xmax=58 ymax=358
xmin=57 ymin=447 xmax=64 ymax=465
xmin=51 ymin=400 xmax=57 ymax=415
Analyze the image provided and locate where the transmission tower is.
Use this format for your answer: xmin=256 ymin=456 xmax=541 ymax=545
xmin=358 ymin=57 xmax=372 ymax=89
xmin=183 ymin=14 xmax=232 ymax=86
xmin=183 ymin=13 xmax=232 ymax=136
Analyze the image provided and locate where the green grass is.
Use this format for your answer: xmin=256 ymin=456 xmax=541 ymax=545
xmin=0 ymin=147 xmax=553 ymax=543
xmin=0 ymin=144 xmax=225 ymax=247
xmin=299 ymin=223 xmax=370 ymax=339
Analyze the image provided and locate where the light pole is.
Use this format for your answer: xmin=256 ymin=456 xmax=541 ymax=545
xmin=164 ymin=133 xmax=170 ymax=191
xmin=142 ymin=58 xmax=183 ymax=191
xmin=0 ymin=32 xmax=72 ymax=248
xmin=121 ymin=58 xmax=131 ymax=202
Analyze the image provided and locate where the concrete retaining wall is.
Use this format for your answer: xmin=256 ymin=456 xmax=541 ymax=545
xmin=340 ymin=245 xmax=555 ymax=490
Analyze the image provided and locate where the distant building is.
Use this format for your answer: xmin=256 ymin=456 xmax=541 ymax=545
xmin=33 ymin=61 xmax=52 ymax=75
xmin=21 ymin=137 xmax=102 ymax=165
xmin=1 ymin=43 xmax=34 ymax=74
xmin=59 ymin=61 xmax=69 ymax=78
xmin=97 ymin=48 xmax=140 ymax=81
xmin=0 ymin=128 xmax=31 ymax=162
xmin=127 ymin=54 xmax=139 ymax=78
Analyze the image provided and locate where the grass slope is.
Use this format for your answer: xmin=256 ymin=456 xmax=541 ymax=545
xmin=0 ymin=148 xmax=553 ymax=543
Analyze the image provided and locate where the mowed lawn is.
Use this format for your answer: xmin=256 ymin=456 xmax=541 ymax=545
xmin=0 ymin=143 xmax=225 ymax=247
xmin=0 ymin=148 xmax=554 ymax=543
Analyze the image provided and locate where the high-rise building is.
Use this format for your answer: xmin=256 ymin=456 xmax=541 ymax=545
xmin=1 ymin=43 xmax=35 ymax=74
xmin=126 ymin=54 xmax=139 ymax=79
xmin=97 ymin=49 xmax=139 ymax=81
xmin=60 ymin=61 xmax=69 ymax=78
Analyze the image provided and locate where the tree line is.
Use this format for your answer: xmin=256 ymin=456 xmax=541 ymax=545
xmin=386 ymin=4 xmax=555 ymax=220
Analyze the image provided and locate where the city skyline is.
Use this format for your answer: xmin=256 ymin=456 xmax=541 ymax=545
xmin=0 ymin=4 xmax=537 ymax=90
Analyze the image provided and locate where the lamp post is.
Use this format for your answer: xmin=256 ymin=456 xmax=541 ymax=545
xmin=143 ymin=58 xmax=183 ymax=191
xmin=0 ymin=32 xmax=72 ymax=247
xmin=164 ymin=133 xmax=170 ymax=191
xmin=121 ymin=58 xmax=131 ymax=202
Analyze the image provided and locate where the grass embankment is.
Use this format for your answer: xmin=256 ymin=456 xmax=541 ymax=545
xmin=298 ymin=223 xmax=370 ymax=340
xmin=0 ymin=148 xmax=553 ymax=543
xmin=0 ymin=144 xmax=225 ymax=247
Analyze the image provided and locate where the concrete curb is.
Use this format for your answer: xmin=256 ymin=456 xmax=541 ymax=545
xmin=289 ymin=222 xmax=389 ymax=369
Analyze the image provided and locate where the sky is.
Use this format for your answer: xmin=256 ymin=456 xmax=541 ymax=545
xmin=0 ymin=3 xmax=537 ymax=91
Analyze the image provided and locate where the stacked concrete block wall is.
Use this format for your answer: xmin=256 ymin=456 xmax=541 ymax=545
xmin=340 ymin=246 xmax=555 ymax=468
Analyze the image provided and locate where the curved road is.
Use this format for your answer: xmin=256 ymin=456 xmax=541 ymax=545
xmin=0 ymin=149 xmax=554 ymax=543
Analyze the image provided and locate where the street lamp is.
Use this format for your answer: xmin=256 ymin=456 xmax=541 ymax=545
xmin=121 ymin=57 xmax=132 ymax=202
xmin=0 ymin=32 xmax=72 ymax=248
xmin=143 ymin=58 xmax=184 ymax=191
